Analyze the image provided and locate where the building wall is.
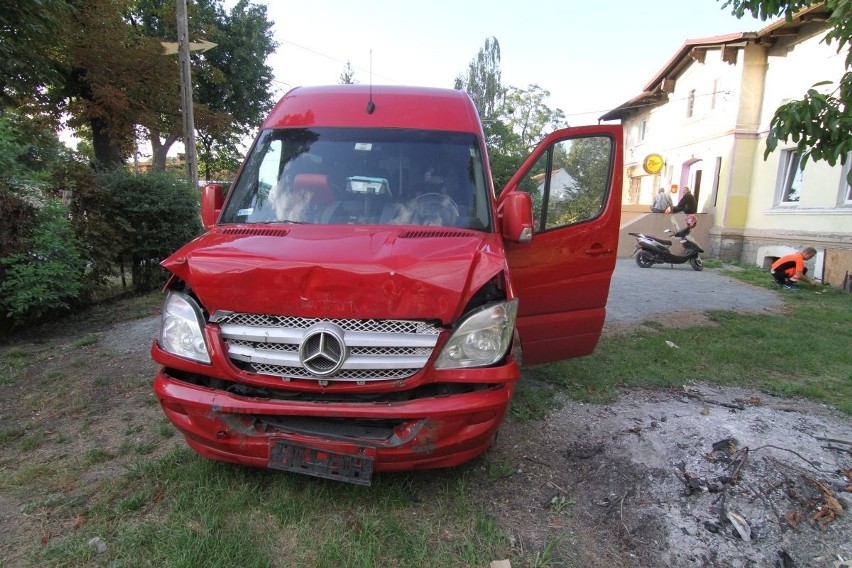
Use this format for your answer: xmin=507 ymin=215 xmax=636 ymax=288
xmin=744 ymin=26 xmax=850 ymax=237
xmin=616 ymin=21 xmax=852 ymax=286
xmin=620 ymin=48 xmax=746 ymax=217
xmin=720 ymin=25 xmax=852 ymax=280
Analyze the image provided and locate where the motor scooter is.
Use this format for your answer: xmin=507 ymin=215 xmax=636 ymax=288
xmin=628 ymin=216 xmax=704 ymax=271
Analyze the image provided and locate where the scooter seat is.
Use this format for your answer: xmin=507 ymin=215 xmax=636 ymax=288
xmin=648 ymin=237 xmax=672 ymax=246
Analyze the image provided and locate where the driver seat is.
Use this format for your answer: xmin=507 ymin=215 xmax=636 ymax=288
xmin=293 ymin=174 xmax=334 ymax=205
xmin=292 ymin=173 xmax=336 ymax=222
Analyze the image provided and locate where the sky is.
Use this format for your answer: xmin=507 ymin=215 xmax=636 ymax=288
xmin=250 ymin=0 xmax=767 ymax=125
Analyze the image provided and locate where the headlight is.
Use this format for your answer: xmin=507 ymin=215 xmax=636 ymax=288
xmin=435 ymin=299 xmax=518 ymax=369
xmin=158 ymin=291 xmax=211 ymax=364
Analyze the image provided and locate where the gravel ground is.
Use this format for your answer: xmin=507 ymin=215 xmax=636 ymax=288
xmin=604 ymin=259 xmax=784 ymax=330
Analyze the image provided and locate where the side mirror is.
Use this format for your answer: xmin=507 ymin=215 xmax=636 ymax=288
xmin=500 ymin=191 xmax=534 ymax=243
xmin=201 ymin=183 xmax=224 ymax=229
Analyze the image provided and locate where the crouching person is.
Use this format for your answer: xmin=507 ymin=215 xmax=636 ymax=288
xmin=770 ymin=247 xmax=818 ymax=288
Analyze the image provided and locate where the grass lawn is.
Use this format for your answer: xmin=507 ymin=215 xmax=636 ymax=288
xmin=514 ymin=262 xmax=852 ymax=418
xmin=2 ymin=263 xmax=849 ymax=567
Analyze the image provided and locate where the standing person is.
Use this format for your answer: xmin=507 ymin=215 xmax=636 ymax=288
xmin=671 ymin=186 xmax=696 ymax=214
xmin=650 ymin=188 xmax=673 ymax=213
xmin=770 ymin=247 xmax=818 ymax=288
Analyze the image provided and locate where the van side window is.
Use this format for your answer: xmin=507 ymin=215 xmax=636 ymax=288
xmin=516 ymin=136 xmax=613 ymax=232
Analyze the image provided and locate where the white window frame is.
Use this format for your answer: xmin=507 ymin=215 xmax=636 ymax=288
xmin=840 ymin=152 xmax=852 ymax=206
xmin=778 ymin=149 xmax=803 ymax=204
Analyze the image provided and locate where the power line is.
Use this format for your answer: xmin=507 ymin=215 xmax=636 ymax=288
xmin=272 ymin=35 xmax=732 ymax=121
xmin=276 ymin=37 xmax=401 ymax=85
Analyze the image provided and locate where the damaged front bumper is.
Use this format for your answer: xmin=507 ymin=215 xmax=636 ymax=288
xmin=153 ymin=363 xmax=516 ymax=485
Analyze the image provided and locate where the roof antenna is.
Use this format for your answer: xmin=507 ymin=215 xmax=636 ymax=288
xmin=366 ymin=49 xmax=376 ymax=114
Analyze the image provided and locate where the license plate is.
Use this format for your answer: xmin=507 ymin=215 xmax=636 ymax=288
xmin=269 ymin=441 xmax=374 ymax=486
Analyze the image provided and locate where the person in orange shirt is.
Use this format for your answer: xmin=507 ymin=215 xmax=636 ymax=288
xmin=770 ymin=247 xmax=818 ymax=288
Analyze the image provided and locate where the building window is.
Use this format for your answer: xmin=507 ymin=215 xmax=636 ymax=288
xmin=639 ymin=119 xmax=647 ymax=141
xmin=779 ymin=150 xmax=803 ymax=203
xmin=711 ymin=79 xmax=718 ymax=110
xmin=687 ymin=89 xmax=696 ymax=118
xmin=842 ymin=152 xmax=852 ymax=205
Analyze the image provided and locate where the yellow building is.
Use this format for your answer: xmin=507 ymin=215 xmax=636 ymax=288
xmin=603 ymin=3 xmax=851 ymax=286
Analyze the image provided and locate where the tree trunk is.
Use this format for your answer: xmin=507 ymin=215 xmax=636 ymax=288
xmin=90 ymin=116 xmax=125 ymax=171
xmin=148 ymin=129 xmax=181 ymax=172
xmin=200 ymin=135 xmax=213 ymax=182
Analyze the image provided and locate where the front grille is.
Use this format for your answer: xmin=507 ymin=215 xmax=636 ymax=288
xmin=258 ymin=415 xmax=404 ymax=442
xmin=247 ymin=364 xmax=419 ymax=382
xmin=213 ymin=312 xmax=441 ymax=384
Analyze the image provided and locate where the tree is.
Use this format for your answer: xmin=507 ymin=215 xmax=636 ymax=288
xmin=485 ymin=119 xmax=525 ymax=192
xmin=455 ymin=37 xmax=518 ymax=190
xmin=503 ymin=84 xmax=567 ymax=151
xmin=17 ymin=0 xmax=275 ymax=172
xmin=0 ymin=1 xmax=70 ymax=109
xmin=454 ymin=37 xmax=504 ymax=121
xmin=129 ymin=0 xmax=277 ymax=173
xmin=453 ymin=39 xmax=568 ymax=191
xmin=190 ymin=0 xmax=277 ymax=176
xmin=56 ymin=0 xmax=171 ymax=170
xmin=723 ymin=0 xmax=852 ymax=176
xmin=197 ymin=129 xmax=242 ymax=182
xmin=562 ymin=137 xmax=611 ymax=197
xmin=339 ymin=61 xmax=358 ymax=84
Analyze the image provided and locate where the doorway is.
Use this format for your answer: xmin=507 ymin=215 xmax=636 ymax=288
xmin=693 ymin=169 xmax=702 ymax=205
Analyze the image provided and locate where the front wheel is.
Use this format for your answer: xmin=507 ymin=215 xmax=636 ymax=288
xmin=690 ymin=256 xmax=704 ymax=271
xmin=635 ymin=251 xmax=654 ymax=268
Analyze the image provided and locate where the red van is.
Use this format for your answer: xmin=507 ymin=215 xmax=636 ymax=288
xmin=152 ymin=85 xmax=622 ymax=485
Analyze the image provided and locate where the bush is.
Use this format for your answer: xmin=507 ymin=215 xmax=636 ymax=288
xmin=53 ymin=160 xmax=125 ymax=298
xmin=0 ymin=183 xmax=37 ymax=259
xmin=100 ymin=170 xmax=202 ymax=292
xmin=0 ymin=199 xmax=86 ymax=328
xmin=0 ymin=111 xmax=59 ymax=261
xmin=0 ymin=112 xmax=204 ymax=330
xmin=0 ymin=113 xmax=86 ymax=333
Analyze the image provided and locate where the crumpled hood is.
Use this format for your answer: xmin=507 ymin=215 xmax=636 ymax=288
xmin=162 ymin=225 xmax=507 ymax=322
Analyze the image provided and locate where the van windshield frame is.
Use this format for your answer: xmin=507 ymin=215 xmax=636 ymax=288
xmin=220 ymin=127 xmax=493 ymax=231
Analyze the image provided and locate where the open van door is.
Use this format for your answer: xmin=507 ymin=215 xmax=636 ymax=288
xmin=498 ymin=125 xmax=623 ymax=366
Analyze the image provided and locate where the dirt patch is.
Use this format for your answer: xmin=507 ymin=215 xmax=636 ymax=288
xmin=602 ymin=309 xmax=723 ymax=335
xmin=475 ymin=385 xmax=852 ymax=567
xmin=0 ymin=313 xmax=180 ymax=566
xmin=1 ymin=312 xmax=850 ymax=567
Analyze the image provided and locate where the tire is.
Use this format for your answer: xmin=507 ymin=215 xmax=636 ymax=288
xmin=690 ymin=256 xmax=704 ymax=271
xmin=635 ymin=251 xmax=654 ymax=268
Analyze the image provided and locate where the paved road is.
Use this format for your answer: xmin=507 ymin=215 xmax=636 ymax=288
xmin=605 ymin=258 xmax=784 ymax=328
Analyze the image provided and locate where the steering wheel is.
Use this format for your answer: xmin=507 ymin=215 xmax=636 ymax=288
xmin=412 ymin=193 xmax=460 ymax=226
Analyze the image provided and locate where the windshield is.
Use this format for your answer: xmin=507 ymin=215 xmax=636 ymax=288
xmin=220 ymin=127 xmax=492 ymax=231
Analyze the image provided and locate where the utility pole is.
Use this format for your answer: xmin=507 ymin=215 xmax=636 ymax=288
xmin=176 ymin=0 xmax=198 ymax=188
